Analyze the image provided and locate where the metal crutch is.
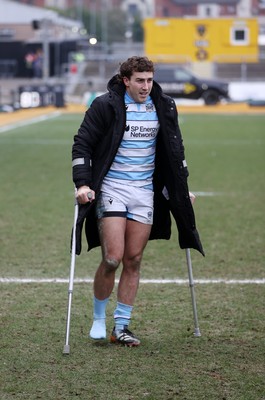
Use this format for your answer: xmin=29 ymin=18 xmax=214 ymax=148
xmin=63 ymin=195 xmax=79 ymax=355
xmin=185 ymin=248 xmax=201 ymax=337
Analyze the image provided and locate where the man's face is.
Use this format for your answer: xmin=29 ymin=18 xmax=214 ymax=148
xmin=123 ymin=71 xmax=154 ymax=103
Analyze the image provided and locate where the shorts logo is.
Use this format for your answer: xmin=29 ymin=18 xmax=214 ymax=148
xmin=108 ymin=198 xmax=113 ymax=204
xmin=147 ymin=211 xmax=152 ymax=220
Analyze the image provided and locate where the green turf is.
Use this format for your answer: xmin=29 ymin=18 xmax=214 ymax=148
xmin=0 ymin=112 xmax=264 ymax=399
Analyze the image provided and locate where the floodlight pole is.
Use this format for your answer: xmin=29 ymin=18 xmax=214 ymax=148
xmin=41 ymin=18 xmax=50 ymax=82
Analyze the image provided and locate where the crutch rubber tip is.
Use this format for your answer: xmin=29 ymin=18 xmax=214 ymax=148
xmin=193 ymin=328 xmax=201 ymax=337
xmin=63 ymin=345 xmax=70 ymax=355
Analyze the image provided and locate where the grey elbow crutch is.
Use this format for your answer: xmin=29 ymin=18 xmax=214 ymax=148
xmin=63 ymin=194 xmax=79 ymax=355
xmin=185 ymin=248 xmax=201 ymax=337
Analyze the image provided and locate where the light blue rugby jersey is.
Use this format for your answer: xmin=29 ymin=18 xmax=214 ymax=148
xmin=104 ymin=92 xmax=160 ymax=190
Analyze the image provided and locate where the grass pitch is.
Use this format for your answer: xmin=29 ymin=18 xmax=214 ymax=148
xmin=0 ymin=110 xmax=264 ymax=400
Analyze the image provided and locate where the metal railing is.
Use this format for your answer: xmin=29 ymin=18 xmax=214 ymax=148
xmin=213 ymin=52 xmax=265 ymax=82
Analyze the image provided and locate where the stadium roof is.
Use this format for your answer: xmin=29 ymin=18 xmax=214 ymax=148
xmin=0 ymin=0 xmax=82 ymax=28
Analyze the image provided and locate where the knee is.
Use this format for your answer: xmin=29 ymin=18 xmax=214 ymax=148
xmin=124 ymin=254 xmax=142 ymax=270
xmin=103 ymin=257 xmax=120 ymax=272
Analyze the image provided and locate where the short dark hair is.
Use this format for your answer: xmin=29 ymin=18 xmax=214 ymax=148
xmin=119 ymin=56 xmax=154 ymax=79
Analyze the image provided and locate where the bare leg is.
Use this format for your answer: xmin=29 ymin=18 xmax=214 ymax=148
xmin=118 ymin=219 xmax=151 ymax=305
xmin=90 ymin=217 xmax=126 ymax=339
xmin=94 ymin=217 xmax=127 ymax=299
xmin=110 ymin=220 xmax=151 ymax=346
xmin=91 ymin=217 xmax=151 ymax=340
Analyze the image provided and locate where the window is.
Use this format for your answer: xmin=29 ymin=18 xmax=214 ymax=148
xmin=206 ymin=7 xmax=211 ymax=17
xmin=174 ymin=69 xmax=192 ymax=82
xmin=230 ymin=27 xmax=249 ymax=46
xmin=128 ymin=4 xmax=138 ymax=16
xmin=162 ymin=7 xmax=169 ymax=17
xmin=227 ymin=6 xmax=235 ymax=13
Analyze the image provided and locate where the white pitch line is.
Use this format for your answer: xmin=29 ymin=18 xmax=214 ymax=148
xmin=0 ymin=278 xmax=264 ymax=284
xmin=0 ymin=138 xmax=71 ymax=145
xmin=193 ymin=191 xmax=222 ymax=197
xmin=0 ymin=111 xmax=62 ymax=134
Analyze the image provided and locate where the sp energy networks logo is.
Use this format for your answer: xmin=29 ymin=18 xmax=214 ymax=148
xmin=125 ymin=124 xmax=158 ymax=138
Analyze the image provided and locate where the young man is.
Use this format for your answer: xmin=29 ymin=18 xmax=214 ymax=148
xmin=72 ymin=56 xmax=204 ymax=347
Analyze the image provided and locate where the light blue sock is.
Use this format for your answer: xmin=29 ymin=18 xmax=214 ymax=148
xmin=93 ymin=296 xmax=109 ymax=319
xmin=89 ymin=296 xmax=109 ymax=340
xmin=114 ymin=302 xmax=133 ymax=331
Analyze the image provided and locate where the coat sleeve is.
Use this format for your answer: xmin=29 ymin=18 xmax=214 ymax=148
xmin=173 ymin=106 xmax=189 ymax=178
xmin=72 ymin=97 xmax=107 ymax=188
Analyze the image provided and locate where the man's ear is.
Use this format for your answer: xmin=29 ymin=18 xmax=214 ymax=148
xmin=123 ymin=77 xmax=129 ymax=87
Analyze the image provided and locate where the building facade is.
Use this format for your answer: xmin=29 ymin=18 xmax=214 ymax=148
xmin=153 ymin=0 xmax=265 ymax=17
xmin=16 ymin=0 xmax=265 ymax=17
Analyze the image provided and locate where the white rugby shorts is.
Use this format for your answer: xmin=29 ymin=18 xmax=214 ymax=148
xmin=96 ymin=180 xmax=154 ymax=225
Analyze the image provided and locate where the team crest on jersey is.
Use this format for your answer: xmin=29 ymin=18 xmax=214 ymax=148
xmin=146 ymin=103 xmax=155 ymax=112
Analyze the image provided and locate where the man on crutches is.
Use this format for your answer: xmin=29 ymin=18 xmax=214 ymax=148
xmin=68 ymin=56 xmax=204 ymax=349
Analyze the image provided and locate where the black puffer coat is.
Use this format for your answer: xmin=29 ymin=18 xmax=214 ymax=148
xmin=72 ymin=75 xmax=204 ymax=256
